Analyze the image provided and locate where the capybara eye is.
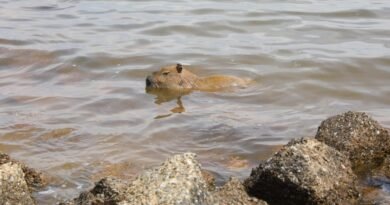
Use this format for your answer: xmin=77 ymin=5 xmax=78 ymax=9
xmin=163 ymin=72 xmax=170 ymax=76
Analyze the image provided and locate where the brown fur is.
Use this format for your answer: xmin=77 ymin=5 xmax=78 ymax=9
xmin=146 ymin=64 xmax=249 ymax=91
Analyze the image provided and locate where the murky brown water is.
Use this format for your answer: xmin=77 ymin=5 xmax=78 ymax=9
xmin=0 ymin=0 xmax=390 ymax=203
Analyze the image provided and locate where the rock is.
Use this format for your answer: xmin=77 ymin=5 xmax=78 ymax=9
xmin=373 ymin=156 xmax=390 ymax=179
xmin=61 ymin=177 xmax=128 ymax=205
xmin=201 ymin=170 xmax=216 ymax=191
xmin=358 ymin=185 xmax=390 ymax=205
xmin=123 ymin=152 xmax=214 ymax=205
xmin=372 ymin=196 xmax=390 ymax=205
xmin=244 ymin=138 xmax=359 ymax=205
xmin=0 ymin=153 xmax=11 ymax=164
xmin=359 ymin=156 xmax=390 ymax=205
xmin=21 ymin=166 xmax=45 ymax=190
xmin=315 ymin=111 xmax=390 ymax=171
xmin=0 ymin=152 xmax=45 ymax=189
xmin=0 ymin=162 xmax=36 ymax=205
xmin=214 ymin=177 xmax=268 ymax=205
xmin=66 ymin=153 xmax=215 ymax=205
xmin=89 ymin=177 xmax=128 ymax=203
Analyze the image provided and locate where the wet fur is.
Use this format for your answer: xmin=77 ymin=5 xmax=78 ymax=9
xmin=146 ymin=64 xmax=249 ymax=91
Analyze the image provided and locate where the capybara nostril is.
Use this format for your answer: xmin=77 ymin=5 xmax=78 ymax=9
xmin=146 ymin=77 xmax=152 ymax=87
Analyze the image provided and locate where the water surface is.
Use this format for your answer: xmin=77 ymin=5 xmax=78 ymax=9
xmin=0 ymin=0 xmax=389 ymax=203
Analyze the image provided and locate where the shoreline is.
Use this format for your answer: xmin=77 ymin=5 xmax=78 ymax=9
xmin=1 ymin=111 xmax=390 ymax=204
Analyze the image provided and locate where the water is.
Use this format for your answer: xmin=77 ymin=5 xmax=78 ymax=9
xmin=0 ymin=0 xmax=389 ymax=203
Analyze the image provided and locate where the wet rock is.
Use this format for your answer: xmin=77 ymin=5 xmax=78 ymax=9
xmin=374 ymin=199 xmax=390 ymax=205
xmin=65 ymin=153 xmax=274 ymax=205
xmin=22 ymin=165 xmax=45 ymax=190
xmin=373 ymin=156 xmax=390 ymax=179
xmin=0 ymin=162 xmax=36 ymax=205
xmin=0 ymin=152 xmax=11 ymax=164
xmin=358 ymin=156 xmax=390 ymax=204
xmin=66 ymin=153 xmax=215 ymax=205
xmin=61 ymin=177 xmax=128 ymax=205
xmin=358 ymin=185 xmax=390 ymax=205
xmin=315 ymin=111 xmax=390 ymax=171
xmin=89 ymin=177 xmax=128 ymax=203
xmin=201 ymin=169 xmax=216 ymax=191
xmin=0 ymin=152 xmax=45 ymax=189
xmin=244 ymin=138 xmax=359 ymax=205
xmin=214 ymin=177 xmax=268 ymax=205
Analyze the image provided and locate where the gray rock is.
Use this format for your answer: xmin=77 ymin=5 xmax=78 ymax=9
xmin=0 ymin=152 xmax=45 ymax=189
xmin=122 ymin=152 xmax=214 ymax=205
xmin=66 ymin=153 xmax=215 ymax=205
xmin=214 ymin=177 xmax=268 ymax=205
xmin=244 ymin=138 xmax=359 ymax=205
xmin=315 ymin=111 xmax=390 ymax=171
xmin=0 ymin=162 xmax=36 ymax=205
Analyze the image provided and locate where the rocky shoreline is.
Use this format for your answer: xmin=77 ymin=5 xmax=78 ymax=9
xmin=1 ymin=111 xmax=389 ymax=205
xmin=0 ymin=152 xmax=46 ymax=205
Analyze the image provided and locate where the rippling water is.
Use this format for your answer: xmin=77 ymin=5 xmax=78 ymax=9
xmin=0 ymin=0 xmax=390 ymax=203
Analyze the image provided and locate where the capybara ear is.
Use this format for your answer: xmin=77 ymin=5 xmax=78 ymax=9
xmin=176 ymin=64 xmax=183 ymax=73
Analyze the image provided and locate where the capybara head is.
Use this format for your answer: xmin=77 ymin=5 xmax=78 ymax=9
xmin=146 ymin=64 xmax=198 ymax=90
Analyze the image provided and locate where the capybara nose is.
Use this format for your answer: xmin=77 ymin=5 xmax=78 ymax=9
xmin=146 ymin=76 xmax=152 ymax=87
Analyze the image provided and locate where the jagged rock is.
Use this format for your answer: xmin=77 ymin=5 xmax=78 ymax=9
xmin=122 ymin=152 xmax=214 ymax=205
xmin=0 ymin=162 xmax=35 ymax=205
xmin=315 ymin=111 xmax=390 ymax=171
xmin=214 ymin=177 xmax=268 ymax=205
xmin=244 ymin=138 xmax=359 ymax=205
xmin=65 ymin=153 xmax=270 ymax=205
xmin=65 ymin=153 xmax=215 ymax=205
xmin=90 ymin=177 xmax=128 ymax=203
xmin=65 ymin=177 xmax=129 ymax=205
xmin=0 ymin=152 xmax=45 ymax=189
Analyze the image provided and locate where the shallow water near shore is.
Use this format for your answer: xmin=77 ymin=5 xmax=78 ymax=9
xmin=0 ymin=0 xmax=390 ymax=203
